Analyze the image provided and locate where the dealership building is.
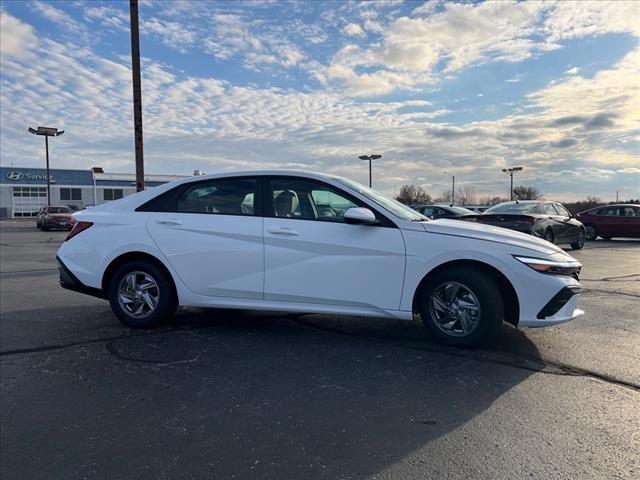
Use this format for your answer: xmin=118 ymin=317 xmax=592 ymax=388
xmin=0 ymin=166 xmax=189 ymax=218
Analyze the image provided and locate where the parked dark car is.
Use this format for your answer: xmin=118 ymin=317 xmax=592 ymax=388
xmin=469 ymin=201 xmax=586 ymax=250
xmin=36 ymin=206 xmax=76 ymax=231
xmin=576 ymin=204 xmax=640 ymax=240
xmin=411 ymin=204 xmax=475 ymax=219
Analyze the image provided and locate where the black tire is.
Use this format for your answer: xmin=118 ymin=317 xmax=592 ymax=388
xmin=107 ymin=260 xmax=177 ymax=328
xmin=543 ymin=229 xmax=555 ymax=244
xmin=41 ymin=226 xmax=49 ymax=231
xmin=570 ymin=228 xmax=586 ymax=250
xmin=418 ymin=267 xmax=504 ymax=347
xmin=584 ymin=224 xmax=598 ymax=241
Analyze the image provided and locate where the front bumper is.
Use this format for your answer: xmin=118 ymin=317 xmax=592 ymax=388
xmin=519 ymin=286 xmax=583 ymax=327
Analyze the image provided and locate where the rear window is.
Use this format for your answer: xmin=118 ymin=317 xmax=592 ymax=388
xmin=485 ymin=203 xmax=541 ymax=214
xmin=47 ymin=207 xmax=72 ymax=214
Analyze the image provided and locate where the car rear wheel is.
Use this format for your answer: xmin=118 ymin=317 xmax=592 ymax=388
xmin=419 ymin=267 xmax=503 ymax=347
xmin=543 ymin=229 xmax=555 ymax=244
xmin=570 ymin=228 xmax=586 ymax=250
xmin=585 ymin=224 xmax=598 ymax=241
xmin=107 ymin=260 xmax=177 ymax=328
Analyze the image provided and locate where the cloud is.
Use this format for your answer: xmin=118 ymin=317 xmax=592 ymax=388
xmin=142 ymin=17 xmax=197 ymax=52
xmin=0 ymin=11 xmax=37 ymax=58
xmin=31 ymin=0 xmax=84 ymax=33
xmin=343 ymin=23 xmax=366 ymax=38
xmin=321 ymin=0 xmax=640 ymax=97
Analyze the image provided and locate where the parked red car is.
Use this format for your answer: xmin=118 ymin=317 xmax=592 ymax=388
xmin=36 ymin=206 xmax=76 ymax=231
xmin=576 ymin=204 xmax=640 ymax=240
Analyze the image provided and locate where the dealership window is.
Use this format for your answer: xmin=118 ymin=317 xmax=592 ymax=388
xmin=60 ymin=188 xmax=82 ymax=201
xmin=103 ymin=189 xmax=124 ymax=201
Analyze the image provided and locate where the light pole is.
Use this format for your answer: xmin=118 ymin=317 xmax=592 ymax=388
xmin=502 ymin=166 xmax=523 ymax=201
xmin=130 ymin=0 xmax=145 ymax=192
xmin=443 ymin=171 xmax=455 ymax=206
xmin=358 ymin=154 xmax=382 ymax=187
xmin=28 ymin=126 xmax=64 ymax=206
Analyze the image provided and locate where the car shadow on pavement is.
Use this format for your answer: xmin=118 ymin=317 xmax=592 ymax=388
xmin=2 ymin=306 xmax=544 ymax=479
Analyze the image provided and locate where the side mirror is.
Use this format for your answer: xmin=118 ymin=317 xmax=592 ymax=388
xmin=344 ymin=207 xmax=377 ymax=225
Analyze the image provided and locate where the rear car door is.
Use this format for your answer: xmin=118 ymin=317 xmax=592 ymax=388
xmin=263 ymin=177 xmax=406 ymax=311
xmin=618 ymin=206 xmax=640 ymax=238
xmin=146 ymin=177 xmax=264 ymax=299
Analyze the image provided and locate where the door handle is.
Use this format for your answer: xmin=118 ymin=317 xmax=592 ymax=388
xmin=268 ymin=227 xmax=299 ymax=236
xmin=156 ymin=219 xmax=182 ymax=226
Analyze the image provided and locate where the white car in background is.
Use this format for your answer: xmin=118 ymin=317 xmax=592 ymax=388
xmin=57 ymin=171 xmax=583 ymax=347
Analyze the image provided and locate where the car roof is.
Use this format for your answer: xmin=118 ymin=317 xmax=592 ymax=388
xmin=181 ymin=169 xmax=344 ymax=183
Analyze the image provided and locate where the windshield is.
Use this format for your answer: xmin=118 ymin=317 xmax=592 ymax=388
xmin=337 ymin=177 xmax=428 ymax=221
xmin=485 ymin=202 xmax=541 ymax=214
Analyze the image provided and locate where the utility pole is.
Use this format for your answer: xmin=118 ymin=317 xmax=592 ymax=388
xmin=129 ymin=0 xmax=144 ymax=192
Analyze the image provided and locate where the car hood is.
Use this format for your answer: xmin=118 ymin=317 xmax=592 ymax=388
xmin=420 ymin=219 xmax=562 ymax=254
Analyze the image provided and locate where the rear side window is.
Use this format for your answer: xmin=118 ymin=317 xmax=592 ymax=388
xmin=177 ymin=178 xmax=257 ymax=216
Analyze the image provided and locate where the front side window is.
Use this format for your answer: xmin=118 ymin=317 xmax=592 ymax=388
xmin=177 ymin=178 xmax=256 ymax=215
xmin=598 ymin=207 xmax=618 ymax=216
xmin=554 ymin=204 xmax=571 ymax=217
xmin=544 ymin=204 xmax=558 ymax=215
xmin=269 ymin=178 xmax=359 ymax=222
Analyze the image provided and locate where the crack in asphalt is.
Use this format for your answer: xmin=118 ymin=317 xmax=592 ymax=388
xmin=2 ymin=314 xmax=638 ymax=393
xmin=286 ymin=316 xmax=640 ymax=393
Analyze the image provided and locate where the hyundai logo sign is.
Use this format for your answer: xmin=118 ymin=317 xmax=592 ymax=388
xmin=6 ymin=171 xmax=24 ymax=181
xmin=5 ymin=171 xmax=50 ymax=181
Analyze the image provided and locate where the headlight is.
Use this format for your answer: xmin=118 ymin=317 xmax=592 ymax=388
xmin=514 ymin=255 xmax=581 ymax=278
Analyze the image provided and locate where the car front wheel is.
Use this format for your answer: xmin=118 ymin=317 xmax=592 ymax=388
xmin=570 ymin=228 xmax=586 ymax=250
xmin=107 ymin=260 xmax=177 ymax=328
xmin=585 ymin=224 xmax=598 ymax=241
xmin=419 ymin=267 xmax=503 ymax=347
xmin=543 ymin=229 xmax=555 ymax=244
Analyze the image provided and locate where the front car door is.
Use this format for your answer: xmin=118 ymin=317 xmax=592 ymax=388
xmin=262 ymin=176 xmax=406 ymax=311
xmin=554 ymin=203 xmax=578 ymax=242
xmin=146 ymin=176 xmax=264 ymax=299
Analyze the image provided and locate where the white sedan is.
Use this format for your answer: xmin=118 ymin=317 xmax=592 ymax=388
xmin=57 ymin=171 xmax=583 ymax=347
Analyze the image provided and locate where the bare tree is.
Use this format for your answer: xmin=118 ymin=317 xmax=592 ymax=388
xmin=479 ymin=195 xmax=507 ymax=206
xmin=435 ymin=189 xmax=453 ymax=204
xmin=512 ymin=185 xmax=543 ymax=200
xmin=456 ymin=185 xmax=477 ymax=205
xmin=396 ymin=185 xmax=432 ymax=205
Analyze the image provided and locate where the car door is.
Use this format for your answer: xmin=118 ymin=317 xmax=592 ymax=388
xmin=262 ymin=177 xmax=406 ymax=311
xmin=618 ymin=206 xmax=640 ymax=238
xmin=146 ymin=177 xmax=264 ymax=299
xmin=542 ymin=203 xmax=566 ymax=241
xmin=595 ymin=206 xmax=618 ymax=237
xmin=554 ymin=203 xmax=578 ymax=242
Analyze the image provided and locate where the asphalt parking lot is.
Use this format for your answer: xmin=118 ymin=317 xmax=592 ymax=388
xmin=1 ymin=220 xmax=638 ymax=479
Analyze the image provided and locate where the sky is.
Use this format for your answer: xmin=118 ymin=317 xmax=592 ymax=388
xmin=1 ymin=0 xmax=639 ymax=202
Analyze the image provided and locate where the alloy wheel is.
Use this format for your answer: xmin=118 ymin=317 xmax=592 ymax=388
xmin=117 ymin=271 xmax=160 ymax=319
xmin=585 ymin=225 xmax=597 ymax=240
xmin=428 ymin=281 xmax=482 ymax=337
